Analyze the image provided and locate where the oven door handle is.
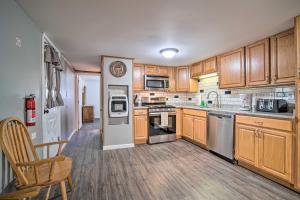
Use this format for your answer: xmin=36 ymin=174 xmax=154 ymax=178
xmin=149 ymin=112 xmax=176 ymax=116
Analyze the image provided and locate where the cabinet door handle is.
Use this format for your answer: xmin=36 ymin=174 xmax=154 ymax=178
xmin=255 ymin=129 xmax=259 ymax=137
xmin=254 ymin=121 xmax=263 ymax=126
xmin=258 ymin=129 xmax=262 ymax=138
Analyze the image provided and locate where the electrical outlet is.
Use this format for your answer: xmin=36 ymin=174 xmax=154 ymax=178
xmin=31 ymin=132 xmax=37 ymax=139
xmin=16 ymin=37 xmax=22 ymax=47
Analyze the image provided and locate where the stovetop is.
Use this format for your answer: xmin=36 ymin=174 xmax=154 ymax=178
xmin=146 ymin=104 xmax=176 ymax=113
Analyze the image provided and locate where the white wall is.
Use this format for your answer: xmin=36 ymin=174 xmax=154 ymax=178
xmin=84 ymin=79 xmax=100 ymax=118
xmin=0 ymin=0 xmax=43 ymax=191
xmin=78 ymin=76 xmax=84 ymax=128
xmin=60 ymin=59 xmax=76 ymax=140
xmin=102 ymin=57 xmax=133 ymax=148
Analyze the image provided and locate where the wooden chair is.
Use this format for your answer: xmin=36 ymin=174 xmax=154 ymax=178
xmin=0 ymin=186 xmax=41 ymax=200
xmin=0 ymin=117 xmax=73 ymax=200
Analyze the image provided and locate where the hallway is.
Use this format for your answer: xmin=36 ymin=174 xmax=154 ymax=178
xmin=54 ymin=128 xmax=300 ymax=200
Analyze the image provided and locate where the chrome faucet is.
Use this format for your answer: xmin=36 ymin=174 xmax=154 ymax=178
xmin=206 ymin=91 xmax=221 ymax=108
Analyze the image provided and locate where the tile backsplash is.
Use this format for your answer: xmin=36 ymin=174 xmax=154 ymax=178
xmin=134 ymin=75 xmax=295 ymax=107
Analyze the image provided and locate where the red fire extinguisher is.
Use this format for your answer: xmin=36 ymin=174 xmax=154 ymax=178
xmin=25 ymin=94 xmax=36 ymax=126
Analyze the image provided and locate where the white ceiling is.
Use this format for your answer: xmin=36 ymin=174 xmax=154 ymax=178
xmin=17 ymin=0 xmax=300 ymax=72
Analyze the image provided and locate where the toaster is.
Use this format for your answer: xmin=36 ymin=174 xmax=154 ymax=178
xmin=256 ymin=99 xmax=288 ymax=113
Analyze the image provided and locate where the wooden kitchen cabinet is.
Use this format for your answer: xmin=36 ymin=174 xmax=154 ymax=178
xmin=271 ymin=28 xmax=296 ymax=84
xmin=182 ymin=109 xmax=207 ymax=146
xmin=168 ymin=67 xmax=176 ymax=92
xmin=218 ymin=48 xmax=245 ymax=88
xmin=190 ymin=61 xmax=203 ymax=78
xmin=258 ymin=128 xmax=292 ymax=182
xmin=145 ymin=65 xmax=168 ymax=76
xmin=246 ymin=38 xmax=270 ymax=86
xmin=133 ymin=63 xmax=145 ymax=91
xmin=193 ymin=116 xmax=207 ymax=145
xmin=236 ymin=124 xmax=258 ymax=167
xmin=235 ymin=115 xmax=293 ymax=183
xmin=133 ymin=109 xmax=148 ymax=144
xmin=176 ymin=108 xmax=183 ymax=139
xmin=176 ymin=66 xmax=198 ymax=92
xmin=203 ymin=56 xmax=217 ymax=74
xmin=159 ymin=66 xmax=169 ymax=76
xmin=296 ymin=15 xmax=300 ymax=191
xmin=182 ymin=114 xmax=194 ymax=140
xmin=145 ymin=65 xmax=159 ymax=75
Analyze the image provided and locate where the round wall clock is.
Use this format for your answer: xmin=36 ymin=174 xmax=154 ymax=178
xmin=109 ymin=61 xmax=127 ymax=78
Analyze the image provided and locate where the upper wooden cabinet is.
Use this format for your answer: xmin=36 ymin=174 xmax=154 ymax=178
xmin=133 ymin=64 xmax=145 ymax=91
xmin=246 ymin=38 xmax=270 ymax=86
xmin=271 ymin=29 xmax=296 ymax=84
xmin=168 ymin=67 xmax=176 ymax=92
xmin=218 ymin=48 xmax=245 ymax=89
xmin=176 ymin=66 xmax=198 ymax=92
xmin=145 ymin=65 xmax=168 ymax=76
xmin=145 ymin=65 xmax=158 ymax=75
xmin=190 ymin=62 xmax=203 ymax=78
xmin=203 ymin=56 xmax=217 ymax=74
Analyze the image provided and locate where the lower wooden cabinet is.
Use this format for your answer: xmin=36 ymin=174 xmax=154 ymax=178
xmin=133 ymin=109 xmax=148 ymax=144
xmin=235 ymin=115 xmax=293 ymax=183
xmin=258 ymin=128 xmax=292 ymax=182
xmin=193 ymin=116 xmax=207 ymax=145
xmin=236 ymin=124 xmax=259 ymax=167
xmin=176 ymin=108 xmax=183 ymax=139
xmin=182 ymin=109 xmax=207 ymax=146
xmin=182 ymin=114 xmax=194 ymax=140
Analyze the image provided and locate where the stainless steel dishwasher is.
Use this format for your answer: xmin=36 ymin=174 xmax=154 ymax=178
xmin=208 ymin=111 xmax=235 ymax=162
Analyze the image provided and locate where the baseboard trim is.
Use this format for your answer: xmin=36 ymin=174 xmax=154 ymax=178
xmin=103 ymin=143 xmax=135 ymax=150
xmin=62 ymin=129 xmax=77 ymax=150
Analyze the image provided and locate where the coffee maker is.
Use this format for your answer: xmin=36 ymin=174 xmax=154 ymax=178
xmin=240 ymin=94 xmax=252 ymax=111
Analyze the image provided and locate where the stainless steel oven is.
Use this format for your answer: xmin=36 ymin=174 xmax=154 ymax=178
xmin=144 ymin=75 xmax=169 ymax=90
xmin=148 ymin=106 xmax=176 ymax=144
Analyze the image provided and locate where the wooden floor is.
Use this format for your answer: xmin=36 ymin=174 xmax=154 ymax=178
xmin=57 ymin=126 xmax=300 ymax=200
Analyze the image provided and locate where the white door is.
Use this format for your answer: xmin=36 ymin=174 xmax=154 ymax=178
xmin=41 ymin=34 xmax=62 ymax=158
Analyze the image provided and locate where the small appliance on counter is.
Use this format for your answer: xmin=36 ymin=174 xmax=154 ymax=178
xmin=239 ymin=94 xmax=252 ymax=111
xmin=256 ymin=99 xmax=288 ymax=113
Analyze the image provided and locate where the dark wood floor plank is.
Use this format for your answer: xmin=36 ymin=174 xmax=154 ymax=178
xmin=58 ymin=123 xmax=300 ymax=200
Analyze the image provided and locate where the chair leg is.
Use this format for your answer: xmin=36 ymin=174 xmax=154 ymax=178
xmin=44 ymin=185 xmax=52 ymax=200
xmin=67 ymin=175 xmax=73 ymax=189
xmin=60 ymin=181 xmax=68 ymax=200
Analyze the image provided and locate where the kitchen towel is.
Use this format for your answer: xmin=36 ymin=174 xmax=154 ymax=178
xmin=161 ymin=112 xmax=169 ymax=127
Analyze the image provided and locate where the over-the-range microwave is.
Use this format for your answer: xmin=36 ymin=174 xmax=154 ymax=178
xmin=144 ymin=75 xmax=169 ymax=90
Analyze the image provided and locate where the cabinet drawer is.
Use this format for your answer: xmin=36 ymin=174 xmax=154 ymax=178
xmin=236 ymin=115 xmax=292 ymax=132
xmin=183 ymin=109 xmax=206 ymax=117
xmin=134 ymin=109 xmax=147 ymax=115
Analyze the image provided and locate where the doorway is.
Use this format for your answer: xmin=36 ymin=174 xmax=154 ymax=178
xmin=76 ymin=74 xmax=101 ymax=131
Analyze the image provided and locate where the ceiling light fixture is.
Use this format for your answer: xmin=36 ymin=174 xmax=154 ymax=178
xmin=160 ymin=48 xmax=179 ymax=59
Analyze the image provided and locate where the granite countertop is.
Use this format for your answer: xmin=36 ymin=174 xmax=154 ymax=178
xmin=175 ymin=105 xmax=295 ymax=120
xmin=133 ymin=104 xmax=294 ymax=119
